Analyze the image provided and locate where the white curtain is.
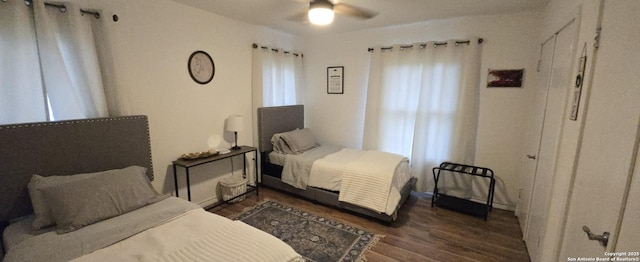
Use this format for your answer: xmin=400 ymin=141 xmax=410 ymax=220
xmin=363 ymin=39 xmax=481 ymax=192
xmin=252 ymin=46 xmax=304 ymax=108
xmin=251 ymin=45 xmax=304 ymax=145
xmin=0 ymin=0 xmax=47 ymax=124
xmin=0 ymin=0 xmax=108 ymax=124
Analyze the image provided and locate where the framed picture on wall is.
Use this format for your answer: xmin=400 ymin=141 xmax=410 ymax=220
xmin=487 ymin=69 xmax=524 ymax=88
xmin=188 ymin=50 xmax=215 ymax=85
xmin=327 ymin=66 xmax=344 ymax=94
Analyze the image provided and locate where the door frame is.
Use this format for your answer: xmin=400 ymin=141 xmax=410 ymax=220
xmin=519 ymin=34 xmax=556 ymax=240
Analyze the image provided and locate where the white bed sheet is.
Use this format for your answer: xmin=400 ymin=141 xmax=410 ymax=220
xmin=272 ymin=146 xmax=412 ymax=193
xmin=336 ymin=149 xmax=410 ymax=215
xmin=271 ymin=145 xmax=344 ymax=191
xmin=307 ymin=148 xmax=361 ymax=191
xmin=2 ymin=197 xmax=303 ymax=262
xmin=320 ymin=149 xmax=411 ymax=198
xmin=272 ymin=145 xmax=412 ymax=215
xmin=72 ymin=209 xmax=303 ymax=262
xmin=312 ymin=149 xmax=411 ymax=215
xmin=3 ymin=197 xmax=201 ymax=262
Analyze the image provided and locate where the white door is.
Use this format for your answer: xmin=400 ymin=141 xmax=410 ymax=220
xmin=517 ymin=37 xmax=554 ymax=235
xmin=560 ymin=0 xmax=640 ymax=258
xmin=524 ymin=20 xmax=578 ymax=262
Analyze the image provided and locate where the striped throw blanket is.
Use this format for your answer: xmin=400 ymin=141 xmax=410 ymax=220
xmin=338 ymin=150 xmax=409 ymax=214
xmin=72 ymin=209 xmax=304 ymax=262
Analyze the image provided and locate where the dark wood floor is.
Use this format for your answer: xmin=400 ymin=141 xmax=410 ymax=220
xmin=208 ymin=187 xmax=531 ymax=262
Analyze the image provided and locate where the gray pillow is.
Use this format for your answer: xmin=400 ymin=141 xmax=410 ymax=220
xmin=271 ymin=131 xmax=296 ymax=154
xmin=280 ymin=128 xmax=319 ymax=154
xmin=40 ymin=166 xmax=166 ymax=233
xmin=28 ymin=172 xmax=102 ymax=230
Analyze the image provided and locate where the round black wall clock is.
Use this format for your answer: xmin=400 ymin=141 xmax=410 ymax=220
xmin=188 ymin=50 xmax=215 ymax=84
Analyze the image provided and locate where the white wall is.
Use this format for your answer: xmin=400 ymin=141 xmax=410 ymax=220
xmin=31 ymin=0 xmax=542 ymax=212
xmin=70 ymin=0 xmax=302 ymax=206
xmin=302 ymin=11 xmax=541 ymax=210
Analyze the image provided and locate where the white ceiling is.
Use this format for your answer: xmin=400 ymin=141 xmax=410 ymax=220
xmin=171 ymin=0 xmax=547 ymax=36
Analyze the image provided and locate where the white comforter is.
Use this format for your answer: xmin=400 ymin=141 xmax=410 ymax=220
xmin=318 ymin=149 xmax=410 ymax=215
xmin=278 ymin=146 xmax=411 ymax=216
xmin=72 ymin=209 xmax=303 ymax=262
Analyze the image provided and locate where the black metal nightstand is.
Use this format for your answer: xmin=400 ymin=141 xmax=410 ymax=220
xmin=172 ymin=146 xmax=258 ymax=203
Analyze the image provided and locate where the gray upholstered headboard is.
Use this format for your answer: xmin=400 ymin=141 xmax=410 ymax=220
xmin=257 ymin=105 xmax=304 ymax=153
xmin=0 ymin=115 xmax=153 ymax=222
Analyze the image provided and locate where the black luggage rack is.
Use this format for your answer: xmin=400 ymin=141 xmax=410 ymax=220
xmin=431 ymin=162 xmax=495 ymax=220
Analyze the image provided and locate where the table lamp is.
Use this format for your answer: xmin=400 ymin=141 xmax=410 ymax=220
xmin=227 ymin=115 xmax=244 ymax=150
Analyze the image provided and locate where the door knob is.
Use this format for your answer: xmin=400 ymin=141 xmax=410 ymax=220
xmin=527 ymin=154 xmax=537 ymax=160
xmin=582 ymin=226 xmax=610 ymax=247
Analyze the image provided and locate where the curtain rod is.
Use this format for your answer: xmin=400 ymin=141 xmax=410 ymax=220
xmin=252 ymin=43 xmax=303 ymax=58
xmin=80 ymin=9 xmax=100 ymax=19
xmin=367 ymin=38 xmax=484 ymax=52
xmin=22 ymin=1 xmax=101 ymax=19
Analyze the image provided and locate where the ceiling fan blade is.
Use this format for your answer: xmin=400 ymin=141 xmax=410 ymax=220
xmin=333 ymin=3 xmax=378 ymax=19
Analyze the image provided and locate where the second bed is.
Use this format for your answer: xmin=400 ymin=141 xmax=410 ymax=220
xmin=258 ymin=105 xmax=416 ymax=223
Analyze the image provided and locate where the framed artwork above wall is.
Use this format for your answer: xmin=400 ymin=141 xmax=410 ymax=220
xmin=327 ymin=66 xmax=344 ymax=94
xmin=188 ymin=50 xmax=215 ymax=85
xmin=487 ymin=69 xmax=524 ymax=88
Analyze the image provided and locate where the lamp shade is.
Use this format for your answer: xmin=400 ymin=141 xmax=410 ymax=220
xmin=227 ymin=115 xmax=244 ymax=132
xmin=308 ymin=1 xmax=334 ymax=25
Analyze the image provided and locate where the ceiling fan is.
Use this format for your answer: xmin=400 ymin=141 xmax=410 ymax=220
xmin=289 ymin=0 xmax=379 ymax=26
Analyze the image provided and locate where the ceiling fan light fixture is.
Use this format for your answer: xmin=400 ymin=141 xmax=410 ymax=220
xmin=308 ymin=1 xmax=334 ymax=25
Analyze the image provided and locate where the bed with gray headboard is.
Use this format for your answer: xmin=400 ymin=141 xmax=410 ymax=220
xmin=0 ymin=116 xmax=302 ymax=262
xmin=258 ymin=105 xmax=416 ymax=223
xmin=0 ymin=116 xmax=154 ymax=225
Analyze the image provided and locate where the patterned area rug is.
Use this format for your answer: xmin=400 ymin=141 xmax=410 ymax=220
xmin=231 ymin=200 xmax=382 ymax=262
